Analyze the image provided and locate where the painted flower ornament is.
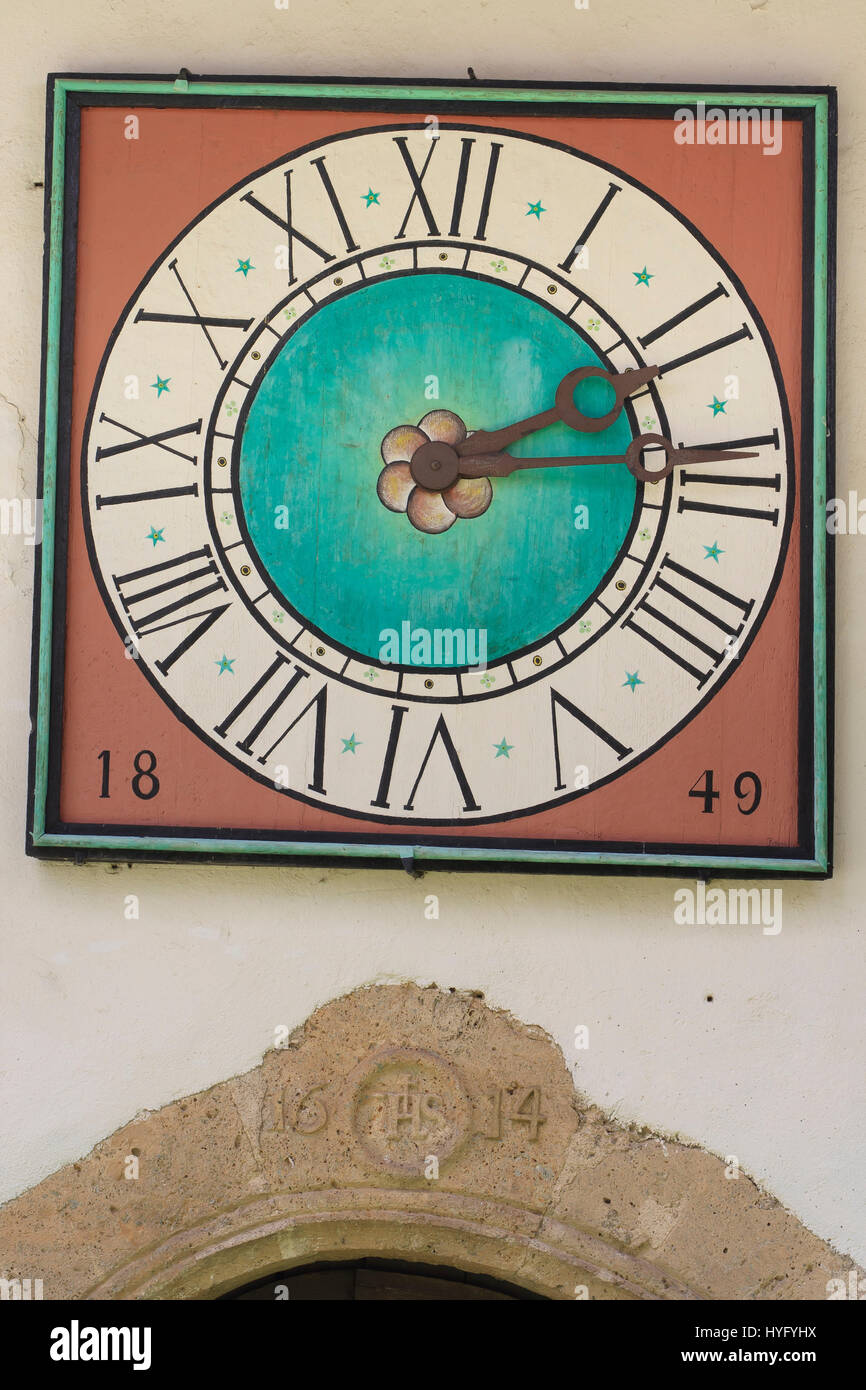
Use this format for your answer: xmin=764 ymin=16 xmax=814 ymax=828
xmin=376 ymin=410 xmax=492 ymax=535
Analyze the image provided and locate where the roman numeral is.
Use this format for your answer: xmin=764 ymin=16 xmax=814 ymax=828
xmin=468 ymin=141 xmax=502 ymax=241
xmin=214 ymin=651 xmax=304 ymax=749
xmin=258 ymin=685 xmax=328 ymax=788
xmin=404 ymin=715 xmax=480 ymax=813
xmin=393 ymin=136 xmax=503 ymax=241
xmin=624 ymin=555 xmax=754 ymax=689
xmin=113 ymin=546 xmax=231 ymax=675
xmin=115 ymin=545 xmax=228 ymax=636
xmin=658 ymin=324 xmax=752 ymax=377
xmin=152 ymin=601 xmax=230 ymax=677
xmin=371 ymin=704 xmax=408 ymax=809
xmin=94 ymin=414 xmax=202 ymax=464
xmin=135 ymin=261 xmax=254 ymax=370
xmin=96 ymin=483 xmax=199 ymax=510
xmin=309 ymin=156 xmax=360 ymax=258
xmin=678 ymin=428 xmax=780 ymax=453
xmin=678 ymin=467 xmax=781 ymax=525
xmin=550 ymin=689 xmax=632 ymax=790
xmin=449 ymin=138 xmax=475 ymax=236
xmin=370 ymin=706 xmax=479 ymax=813
xmin=637 ymin=282 xmax=729 ymax=349
xmin=393 ymin=137 xmax=441 ymax=237
xmin=558 ymin=182 xmax=621 ymax=273
xmin=241 ymin=158 xmax=359 ymax=286
xmin=213 ymin=652 xmax=328 ymax=791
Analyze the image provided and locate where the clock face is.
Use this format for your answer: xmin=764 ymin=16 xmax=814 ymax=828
xmin=82 ymin=122 xmax=793 ymax=825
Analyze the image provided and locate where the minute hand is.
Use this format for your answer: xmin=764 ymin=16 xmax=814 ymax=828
xmin=458 ymin=434 xmax=760 ymax=482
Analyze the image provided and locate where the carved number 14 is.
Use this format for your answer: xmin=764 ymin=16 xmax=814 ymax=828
xmin=484 ymin=1086 xmax=547 ymax=1141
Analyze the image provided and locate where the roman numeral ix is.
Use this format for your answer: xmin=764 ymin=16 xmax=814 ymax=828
xmin=135 ymin=261 xmax=254 ymax=370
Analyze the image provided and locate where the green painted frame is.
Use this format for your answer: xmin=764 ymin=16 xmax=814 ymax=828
xmin=28 ymin=76 xmax=835 ymax=875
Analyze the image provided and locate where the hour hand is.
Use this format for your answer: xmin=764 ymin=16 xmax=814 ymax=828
xmin=457 ymin=364 xmax=660 ymax=457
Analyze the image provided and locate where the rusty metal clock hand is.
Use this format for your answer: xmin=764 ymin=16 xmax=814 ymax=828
xmin=456 ymin=363 xmax=660 ymax=456
xmin=410 ymin=434 xmax=760 ymax=490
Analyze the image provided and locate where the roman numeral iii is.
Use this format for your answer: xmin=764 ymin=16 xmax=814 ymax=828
xmin=624 ymin=556 xmax=754 ymax=688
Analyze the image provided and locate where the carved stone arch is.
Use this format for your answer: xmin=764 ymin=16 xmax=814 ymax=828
xmin=0 ymin=985 xmax=858 ymax=1300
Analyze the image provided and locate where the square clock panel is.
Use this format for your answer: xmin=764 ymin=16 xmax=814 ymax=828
xmin=28 ymin=76 xmax=835 ymax=874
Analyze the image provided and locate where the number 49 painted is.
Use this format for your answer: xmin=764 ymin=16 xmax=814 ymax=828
xmin=689 ymin=769 xmax=762 ymax=815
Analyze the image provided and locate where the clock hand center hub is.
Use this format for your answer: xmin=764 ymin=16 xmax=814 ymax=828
xmin=409 ymin=439 xmax=461 ymax=491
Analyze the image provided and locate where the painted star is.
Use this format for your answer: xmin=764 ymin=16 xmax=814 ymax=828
xmin=215 ymin=654 xmax=236 ymax=675
xmin=341 ymin=733 xmax=362 ymax=754
xmin=151 ymin=376 xmax=170 ymax=397
xmin=704 ymin=540 xmax=725 ymax=563
xmin=493 ymin=736 xmax=514 ymax=759
xmin=622 ymin=671 xmax=644 ymax=692
xmin=146 ymin=526 xmax=165 ymax=546
xmin=633 ymin=266 xmax=654 ymax=287
xmin=235 ymin=258 xmax=255 ymax=277
xmin=362 ymin=188 xmax=380 ymax=207
xmin=526 ymin=200 xmax=546 ymax=220
xmin=707 ymin=396 xmax=727 ymax=416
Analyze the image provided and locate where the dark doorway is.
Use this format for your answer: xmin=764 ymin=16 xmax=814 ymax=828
xmin=222 ymin=1257 xmax=547 ymax=1301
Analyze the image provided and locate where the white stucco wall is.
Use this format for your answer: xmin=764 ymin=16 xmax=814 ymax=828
xmin=1 ymin=0 xmax=864 ymax=1268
